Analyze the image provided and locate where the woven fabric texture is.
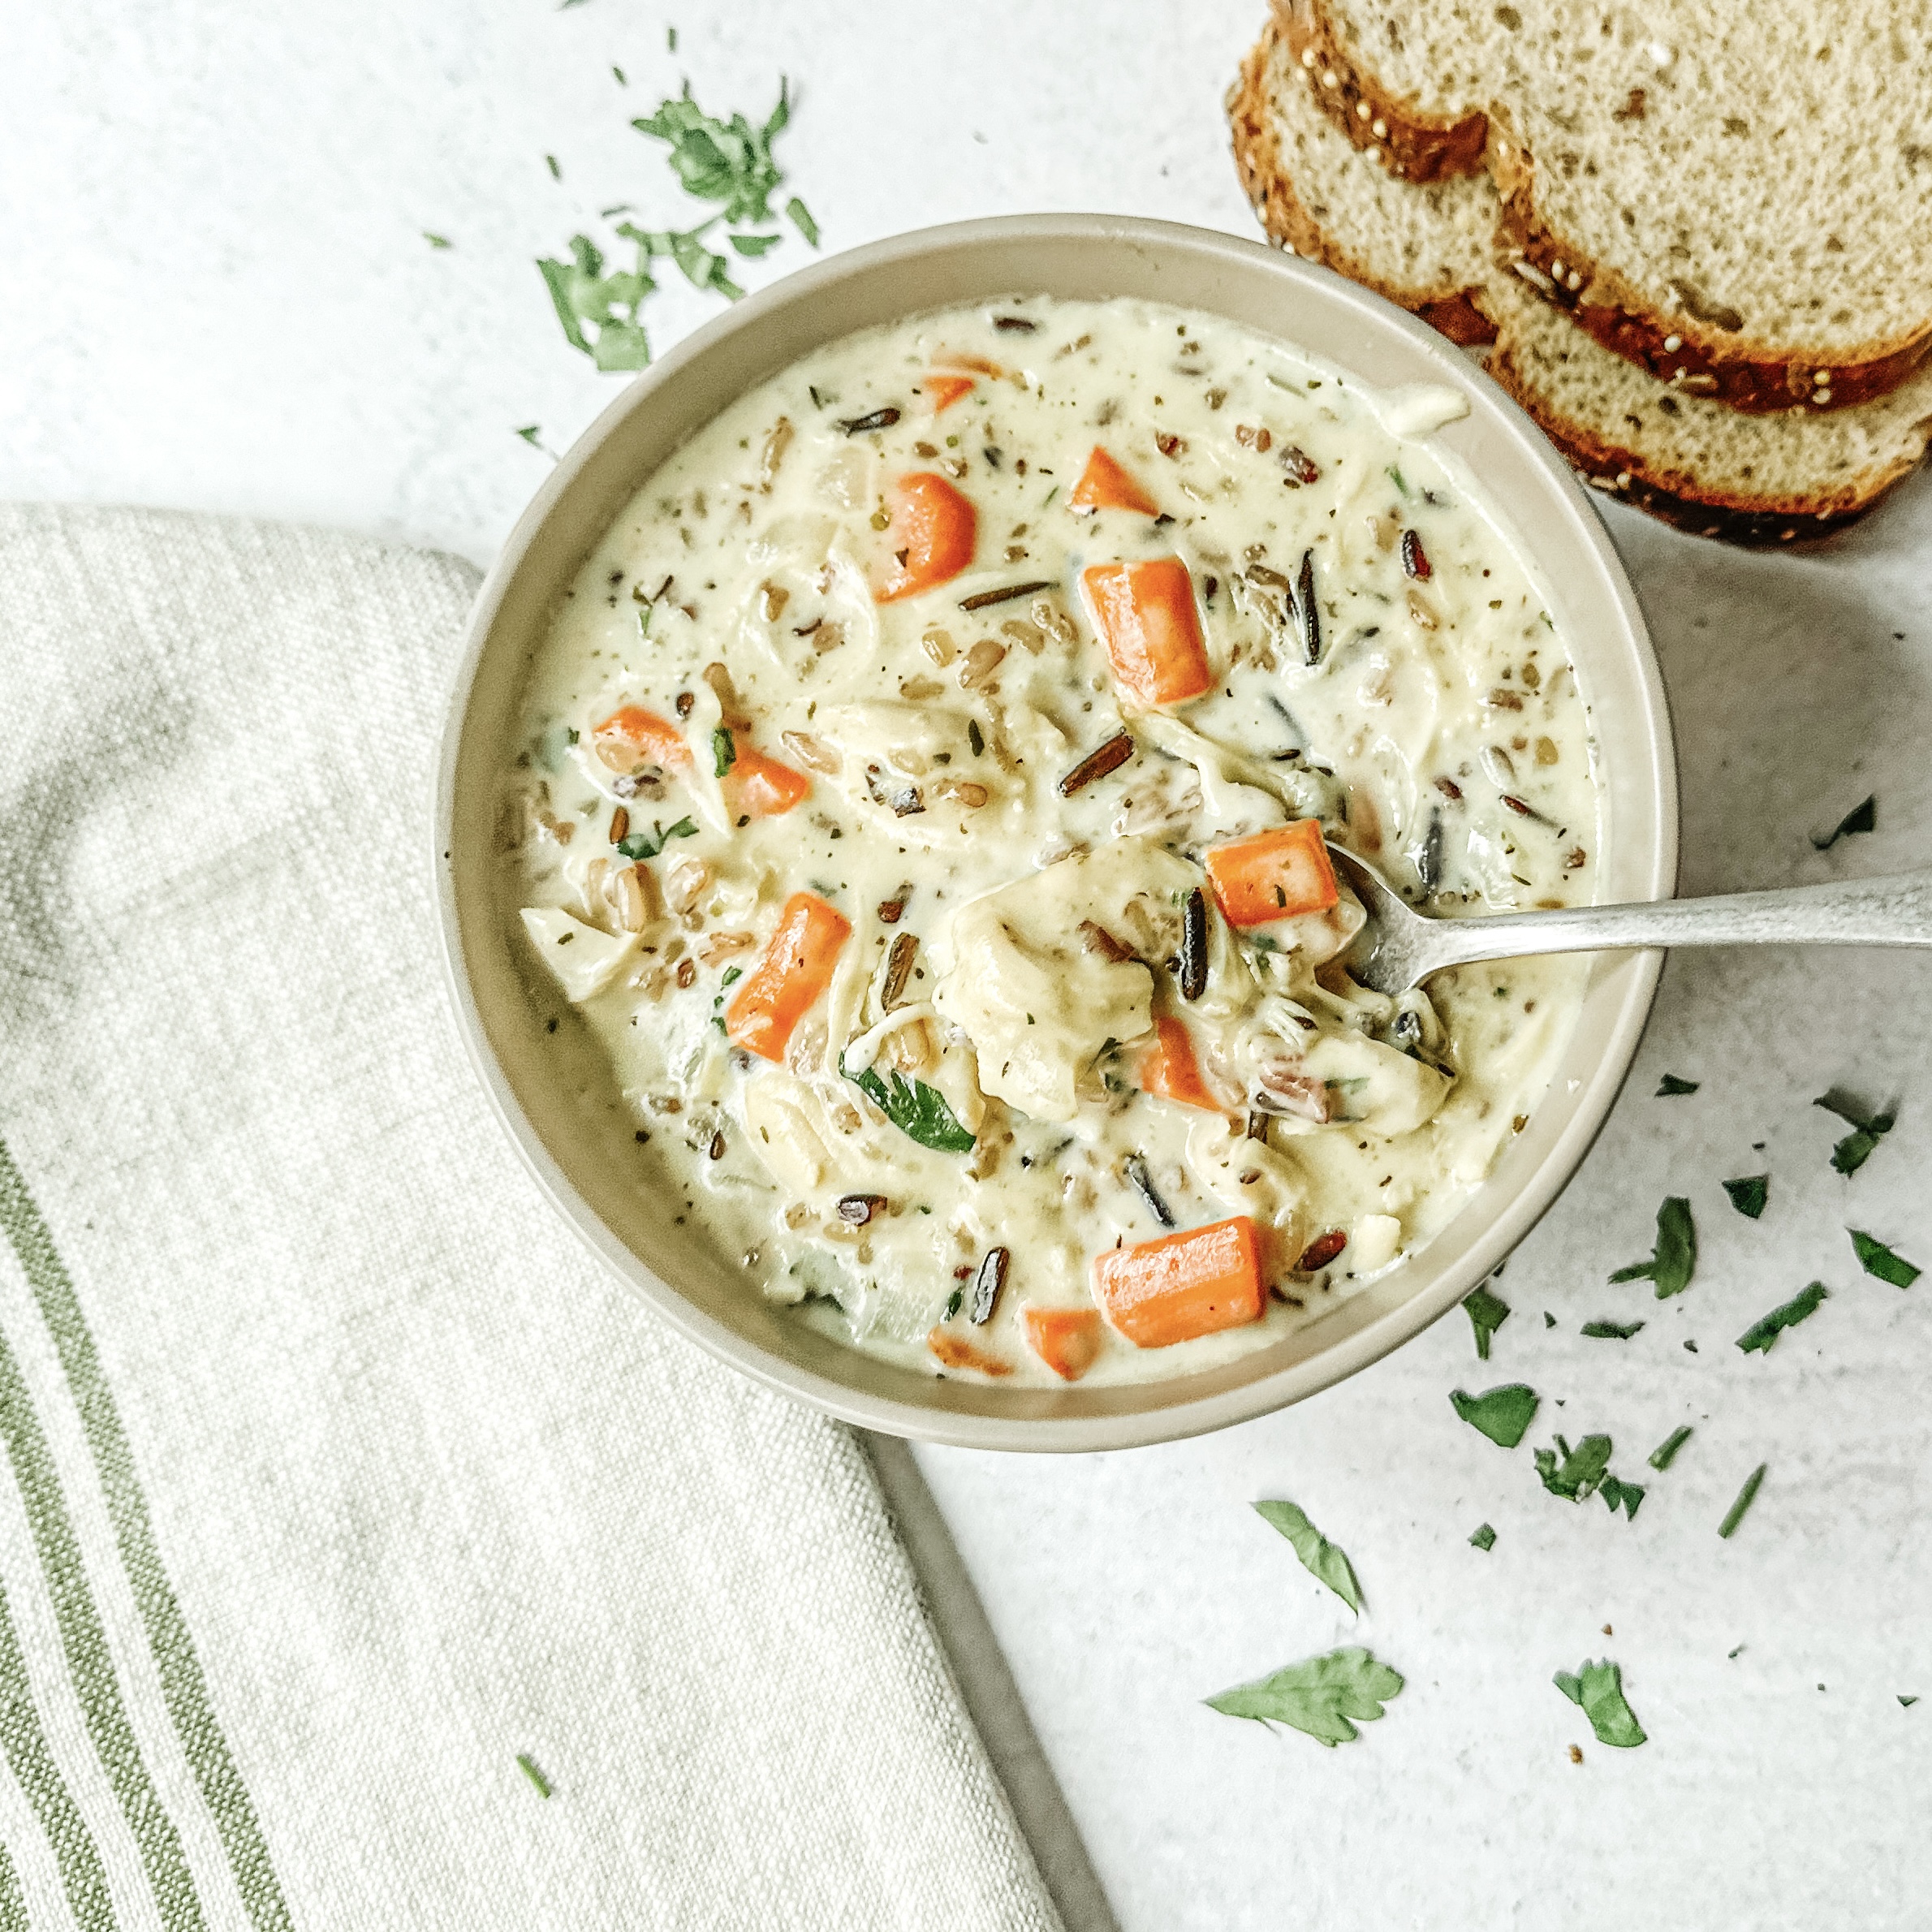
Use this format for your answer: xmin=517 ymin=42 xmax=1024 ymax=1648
xmin=0 ymin=503 xmax=1059 ymax=1932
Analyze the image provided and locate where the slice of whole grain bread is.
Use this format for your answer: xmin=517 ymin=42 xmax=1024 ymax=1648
xmin=1277 ymin=0 xmax=1932 ymax=415
xmin=1229 ymin=20 xmax=1932 ymax=544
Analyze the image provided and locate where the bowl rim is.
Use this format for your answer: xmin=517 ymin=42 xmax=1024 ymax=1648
xmin=435 ymin=211 xmax=1678 ymax=1452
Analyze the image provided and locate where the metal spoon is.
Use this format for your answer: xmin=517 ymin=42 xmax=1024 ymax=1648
xmin=1328 ymin=842 xmax=1932 ymax=997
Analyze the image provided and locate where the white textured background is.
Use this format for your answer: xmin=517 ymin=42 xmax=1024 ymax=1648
xmin=6 ymin=3 xmax=1930 ymax=1927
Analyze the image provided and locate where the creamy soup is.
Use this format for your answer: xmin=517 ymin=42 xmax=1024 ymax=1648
xmin=499 ymin=294 xmax=1601 ymax=1387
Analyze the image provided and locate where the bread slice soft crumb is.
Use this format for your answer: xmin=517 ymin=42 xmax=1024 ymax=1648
xmin=1229 ymin=20 xmax=1932 ymax=545
xmin=1277 ymin=0 xmax=1932 ymax=412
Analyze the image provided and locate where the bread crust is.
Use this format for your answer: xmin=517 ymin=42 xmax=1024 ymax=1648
xmin=1228 ymin=25 xmax=1926 ymax=547
xmin=1227 ymin=32 xmax=1499 ymax=341
xmin=1288 ymin=0 xmax=1932 ymax=412
xmin=1486 ymin=336 xmax=1923 ymax=547
xmin=1278 ymin=0 xmax=1486 ymax=183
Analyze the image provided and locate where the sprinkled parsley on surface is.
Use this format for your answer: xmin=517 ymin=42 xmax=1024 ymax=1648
xmin=1723 ymin=1174 xmax=1769 ymax=1218
xmin=1850 ymin=1228 xmax=1921 ymax=1287
xmin=1253 ymin=1500 xmax=1364 ymax=1615
xmin=1206 ymin=1647 xmax=1404 ymax=1746
xmin=516 ymin=1753 xmax=552 ymax=1797
xmin=1719 ymin=1463 xmax=1768 ymax=1539
xmin=1736 ymin=1283 xmax=1828 ymax=1354
xmin=1451 ymin=1383 xmax=1539 ymax=1448
xmin=423 ymin=231 xmax=453 ymax=249
xmin=1813 ymin=1089 xmax=1895 ymax=1175
xmin=1469 ymin=1523 xmax=1497 ymax=1550
xmin=1533 ymin=1433 xmax=1613 ymax=1503
xmin=1610 ymin=1196 xmax=1696 ymax=1297
xmin=1555 ymin=1660 xmax=1646 ymax=1747
xmin=1654 ymin=1073 xmax=1699 ymax=1097
xmin=1598 ymin=1473 xmax=1645 ymax=1519
xmin=1648 ymin=1425 xmax=1693 ymax=1471
xmin=1902 ymin=1695 xmax=1921 ymax=1709
xmin=1463 ymin=1284 xmax=1510 ymax=1360
xmin=1810 ymin=793 xmax=1876 ymax=851
xmin=1581 ymin=1319 xmax=1645 ymax=1339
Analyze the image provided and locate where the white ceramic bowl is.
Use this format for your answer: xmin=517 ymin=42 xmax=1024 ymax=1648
xmin=435 ymin=214 xmax=1677 ymax=1451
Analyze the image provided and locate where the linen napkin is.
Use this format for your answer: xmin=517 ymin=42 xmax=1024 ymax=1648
xmin=0 ymin=503 xmax=1061 ymax=1932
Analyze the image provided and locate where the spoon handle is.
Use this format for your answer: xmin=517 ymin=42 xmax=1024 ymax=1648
xmin=1424 ymin=867 xmax=1932 ymax=972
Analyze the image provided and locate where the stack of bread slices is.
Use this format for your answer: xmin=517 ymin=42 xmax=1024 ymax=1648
xmin=1228 ymin=0 xmax=1932 ymax=543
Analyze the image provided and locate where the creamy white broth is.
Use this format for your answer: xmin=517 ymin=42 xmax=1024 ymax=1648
xmin=500 ymin=294 xmax=1601 ymax=1387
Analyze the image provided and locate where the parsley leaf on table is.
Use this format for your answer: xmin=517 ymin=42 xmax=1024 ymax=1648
xmin=1463 ymin=1284 xmax=1510 ymax=1360
xmin=1205 ymin=1647 xmax=1403 ymax=1746
xmin=1813 ymin=1089 xmax=1895 ymax=1175
xmin=1718 ymin=1462 xmax=1767 ymax=1539
xmin=616 ymin=220 xmax=745 ymax=300
xmin=1648 ymin=1425 xmax=1693 ymax=1471
xmin=1533 ymin=1433 xmax=1613 ymax=1502
xmin=1253 ymin=1501 xmax=1363 ymax=1615
xmin=1581 ymin=1319 xmax=1645 ymax=1339
xmin=1609 ymin=1196 xmax=1696 ymax=1296
xmin=1450 ymin=1383 xmax=1539 ymax=1448
xmin=1598 ymin=1473 xmax=1645 ymax=1519
xmin=1811 ymin=794 xmax=1876 ymax=851
xmin=1555 ymin=1659 xmax=1646 ymax=1747
xmin=1851 ymin=1229 xmax=1921 ymax=1287
xmin=786 ymin=196 xmax=821 ymax=247
xmin=633 ymin=80 xmax=791 ymax=226
xmin=1736 ymin=1282 xmax=1828 ymax=1353
xmin=1655 ymin=1073 xmax=1699 ymax=1096
xmin=537 ymin=234 xmax=656 ymax=370
xmin=1723 ymin=1174 xmax=1769 ymax=1219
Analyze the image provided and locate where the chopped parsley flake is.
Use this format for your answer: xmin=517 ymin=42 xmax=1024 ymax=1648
xmin=1533 ymin=1433 xmax=1612 ymax=1503
xmin=1811 ymin=793 xmax=1876 ymax=850
xmin=1205 ymin=1646 xmax=1404 ymax=1746
xmin=1813 ymin=1089 xmax=1895 ymax=1175
xmin=1555 ymin=1660 xmax=1645 ymax=1748
xmin=1451 ymin=1383 xmax=1538 ymax=1448
xmin=1648 ymin=1425 xmax=1693 ymax=1471
xmin=1581 ymin=1319 xmax=1645 ymax=1339
xmin=1718 ymin=1462 xmax=1767 ymax=1539
xmin=634 ymin=80 xmax=793 ymax=226
xmin=1253 ymin=1500 xmax=1363 ymax=1615
xmin=616 ymin=816 xmax=697 ymax=861
xmin=1468 ymin=1523 xmax=1497 ymax=1551
xmin=1723 ymin=1174 xmax=1769 ymax=1219
xmin=1598 ymin=1473 xmax=1645 ymax=1519
xmin=516 ymin=1753 xmax=552 ymax=1797
xmin=786 ymin=196 xmax=821 ymax=248
xmin=1463 ymin=1284 xmax=1510 ymax=1360
xmin=1850 ymin=1229 xmax=1921 ymax=1287
xmin=1609 ymin=1196 xmax=1696 ymax=1297
xmin=1736 ymin=1282 xmax=1828 ymax=1354
xmin=1654 ymin=1073 xmax=1699 ymax=1096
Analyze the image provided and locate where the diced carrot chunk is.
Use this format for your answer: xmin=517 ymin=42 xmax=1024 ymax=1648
xmin=1081 ymin=558 xmax=1212 ymax=706
xmin=1137 ymin=1017 xmax=1226 ymax=1113
xmin=1021 ymin=1305 xmax=1104 ymax=1382
xmin=591 ymin=705 xmax=691 ymax=774
xmin=1069 ymin=446 xmax=1160 ymax=516
xmin=928 ymin=1329 xmax=1012 ymax=1377
xmin=1093 ymin=1216 xmax=1266 ymax=1349
xmin=875 ymin=472 xmax=977 ymax=602
xmin=727 ymin=744 xmax=811 ymax=817
xmin=725 ymin=892 xmax=852 ymax=1062
xmin=923 ymin=373 xmax=976 ymax=413
xmin=1204 ymin=821 xmax=1339 ymax=929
